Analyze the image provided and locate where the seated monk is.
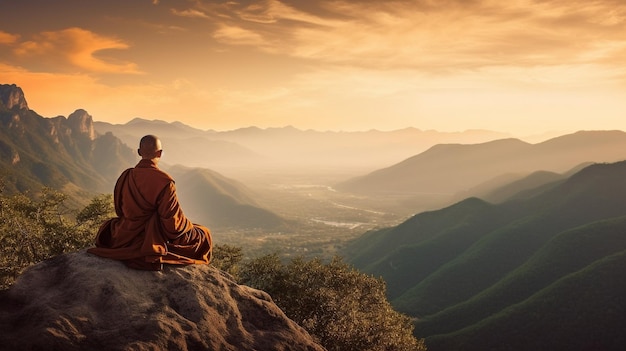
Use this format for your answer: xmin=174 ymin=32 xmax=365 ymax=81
xmin=88 ymin=135 xmax=212 ymax=270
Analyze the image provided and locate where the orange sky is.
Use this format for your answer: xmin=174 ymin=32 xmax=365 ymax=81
xmin=1 ymin=0 xmax=625 ymax=137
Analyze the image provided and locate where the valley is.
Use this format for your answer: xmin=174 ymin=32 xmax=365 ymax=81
xmin=207 ymin=170 xmax=414 ymax=260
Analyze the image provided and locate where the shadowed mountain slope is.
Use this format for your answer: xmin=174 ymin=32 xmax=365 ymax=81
xmin=426 ymin=250 xmax=626 ymax=351
xmin=415 ymin=215 xmax=626 ymax=339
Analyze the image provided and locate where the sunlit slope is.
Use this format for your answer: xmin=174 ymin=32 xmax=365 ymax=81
xmin=166 ymin=166 xmax=286 ymax=230
xmin=0 ymin=87 xmax=135 ymax=194
xmin=336 ymin=130 xmax=626 ymax=197
xmin=345 ymin=161 xmax=626 ymax=314
xmin=477 ymin=170 xmax=565 ymax=203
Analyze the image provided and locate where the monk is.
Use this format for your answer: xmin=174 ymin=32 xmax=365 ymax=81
xmin=88 ymin=135 xmax=212 ymax=270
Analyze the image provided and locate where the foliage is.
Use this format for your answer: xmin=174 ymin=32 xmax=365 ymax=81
xmin=425 ymin=250 xmax=626 ymax=351
xmin=210 ymin=244 xmax=244 ymax=277
xmin=0 ymin=189 xmax=114 ymax=289
xmin=414 ymin=215 xmax=626 ymax=339
xmin=76 ymin=193 xmax=114 ymax=225
xmin=239 ymin=254 xmax=427 ymax=351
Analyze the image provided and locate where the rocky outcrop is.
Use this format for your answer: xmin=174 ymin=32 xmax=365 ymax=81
xmin=0 ymin=251 xmax=326 ymax=351
xmin=0 ymin=84 xmax=28 ymax=110
xmin=68 ymin=109 xmax=96 ymax=140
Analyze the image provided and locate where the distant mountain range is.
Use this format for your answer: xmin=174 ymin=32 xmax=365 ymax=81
xmin=0 ymin=84 xmax=285 ymax=230
xmin=335 ymin=131 xmax=626 ymax=212
xmin=94 ymin=118 xmax=510 ymax=173
xmin=343 ymin=160 xmax=626 ymax=350
xmin=95 ymin=118 xmax=264 ymax=170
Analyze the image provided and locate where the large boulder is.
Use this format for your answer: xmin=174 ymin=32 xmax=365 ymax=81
xmin=0 ymin=251 xmax=325 ymax=351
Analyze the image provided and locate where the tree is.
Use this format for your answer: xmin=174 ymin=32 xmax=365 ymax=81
xmin=0 ymin=189 xmax=114 ymax=289
xmin=239 ymin=254 xmax=427 ymax=351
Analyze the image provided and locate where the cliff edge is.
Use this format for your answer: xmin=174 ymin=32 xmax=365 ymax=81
xmin=0 ymin=251 xmax=325 ymax=351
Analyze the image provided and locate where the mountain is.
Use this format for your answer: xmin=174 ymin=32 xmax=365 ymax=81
xmin=343 ymin=161 xmax=626 ymax=350
xmin=95 ymin=118 xmax=265 ymax=170
xmin=418 ymin=217 xmax=626 ymax=350
xmin=165 ymin=165 xmax=286 ymax=230
xmin=0 ymin=83 xmax=284 ymax=231
xmin=0 ymin=251 xmax=325 ymax=351
xmin=94 ymin=119 xmax=510 ymax=174
xmin=336 ymin=131 xmax=626 ymax=201
xmin=0 ymin=84 xmax=136 ymax=196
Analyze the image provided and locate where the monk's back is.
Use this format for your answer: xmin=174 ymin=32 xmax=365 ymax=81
xmin=127 ymin=164 xmax=173 ymax=204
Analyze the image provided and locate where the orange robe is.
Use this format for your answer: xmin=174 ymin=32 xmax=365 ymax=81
xmin=88 ymin=159 xmax=212 ymax=270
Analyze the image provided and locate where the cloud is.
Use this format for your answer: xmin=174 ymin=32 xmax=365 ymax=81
xmin=192 ymin=0 xmax=626 ymax=73
xmin=0 ymin=31 xmax=20 ymax=45
xmin=11 ymin=27 xmax=141 ymax=74
xmin=213 ymin=25 xmax=269 ymax=47
xmin=171 ymin=8 xmax=209 ymax=19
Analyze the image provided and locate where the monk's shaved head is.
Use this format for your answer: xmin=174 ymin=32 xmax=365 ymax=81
xmin=138 ymin=135 xmax=163 ymax=160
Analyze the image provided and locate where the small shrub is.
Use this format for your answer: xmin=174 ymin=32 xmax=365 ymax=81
xmin=210 ymin=244 xmax=244 ymax=277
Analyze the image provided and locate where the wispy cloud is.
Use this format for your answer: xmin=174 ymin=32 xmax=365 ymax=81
xmin=11 ymin=27 xmax=141 ymax=74
xmin=171 ymin=8 xmax=209 ymax=19
xmin=0 ymin=31 xmax=20 ymax=45
xmin=191 ymin=0 xmax=626 ymax=73
xmin=213 ymin=25 xmax=269 ymax=47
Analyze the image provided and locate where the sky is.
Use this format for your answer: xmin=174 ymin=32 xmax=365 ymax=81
xmin=1 ymin=0 xmax=625 ymax=136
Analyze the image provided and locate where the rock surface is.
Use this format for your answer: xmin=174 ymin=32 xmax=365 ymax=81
xmin=0 ymin=251 xmax=325 ymax=351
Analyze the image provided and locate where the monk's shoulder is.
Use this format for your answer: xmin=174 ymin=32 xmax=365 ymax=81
xmin=129 ymin=166 xmax=174 ymax=186
xmin=144 ymin=167 xmax=174 ymax=184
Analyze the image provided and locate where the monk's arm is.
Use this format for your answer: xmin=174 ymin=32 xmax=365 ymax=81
xmin=157 ymin=182 xmax=194 ymax=240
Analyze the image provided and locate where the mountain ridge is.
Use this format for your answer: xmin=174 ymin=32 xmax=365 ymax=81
xmin=0 ymin=84 xmax=135 ymax=194
xmin=94 ymin=118 xmax=512 ymax=174
xmin=0 ymin=83 xmax=285 ymax=231
xmin=343 ymin=160 xmax=626 ymax=350
xmin=335 ymin=130 xmax=626 ymax=211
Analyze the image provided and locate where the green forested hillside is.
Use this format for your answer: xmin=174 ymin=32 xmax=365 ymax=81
xmin=416 ymin=216 xmax=626 ymax=336
xmin=344 ymin=160 xmax=626 ymax=350
xmin=426 ymin=250 xmax=626 ymax=351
